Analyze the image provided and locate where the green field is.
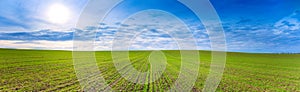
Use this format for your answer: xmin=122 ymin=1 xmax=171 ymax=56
xmin=0 ymin=49 xmax=300 ymax=91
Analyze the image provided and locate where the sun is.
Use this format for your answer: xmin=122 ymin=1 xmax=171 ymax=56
xmin=46 ymin=4 xmax=70 ymax=24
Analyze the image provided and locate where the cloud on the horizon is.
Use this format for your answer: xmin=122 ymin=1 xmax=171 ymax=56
xmin=0 ymin=40 xmax=73 ymax=50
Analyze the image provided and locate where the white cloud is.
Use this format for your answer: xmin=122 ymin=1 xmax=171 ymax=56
xmin=273 ymin=11 xmax=300 ymax=35
xmin=0 ymin=40 xmax=73 ymax=50
xmin=93 ymin=9 xmax=204 ymax=51
xmin=0 ymin=9 xmax=213 ymax=51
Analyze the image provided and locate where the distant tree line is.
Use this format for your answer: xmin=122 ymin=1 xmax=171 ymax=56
xmin=276 ymin=52 xmax=300 ymax=54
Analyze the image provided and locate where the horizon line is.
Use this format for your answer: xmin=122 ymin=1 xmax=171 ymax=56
xmin=1 ymin=48 xmax=299 ymax=54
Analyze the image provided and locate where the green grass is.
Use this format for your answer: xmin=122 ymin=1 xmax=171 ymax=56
xmin=0 ymin=48 xmax=300 ymax=91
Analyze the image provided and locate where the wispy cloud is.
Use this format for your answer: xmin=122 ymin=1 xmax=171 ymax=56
xmin=0 ymin=29 xmax=73 ymax=41
xmin=274 ymin=10 xmax=300 ymax=35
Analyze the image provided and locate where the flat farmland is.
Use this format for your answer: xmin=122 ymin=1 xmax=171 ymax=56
xmin=0 ymin=49 xmax=300 ymax=91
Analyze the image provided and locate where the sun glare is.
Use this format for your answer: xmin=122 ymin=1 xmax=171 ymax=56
xmin=46 ymin=4 xmax=70 ymax=24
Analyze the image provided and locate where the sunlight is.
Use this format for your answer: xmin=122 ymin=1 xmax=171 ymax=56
xmin=46 ymin=4 xmax=70 ymax=24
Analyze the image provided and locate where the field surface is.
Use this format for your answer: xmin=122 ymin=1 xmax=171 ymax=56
xmin=0 ymin=49 xmax=300 ymax=91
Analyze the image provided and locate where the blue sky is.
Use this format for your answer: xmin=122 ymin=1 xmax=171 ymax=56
xmin=0 ymin=0 xmax=300 ymax=53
